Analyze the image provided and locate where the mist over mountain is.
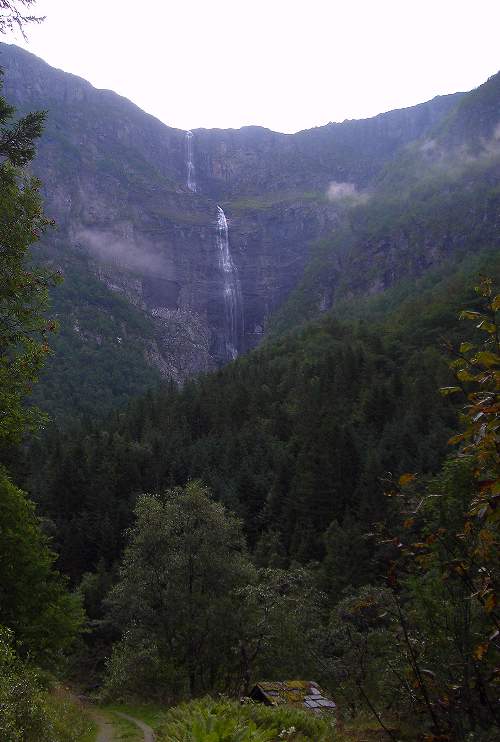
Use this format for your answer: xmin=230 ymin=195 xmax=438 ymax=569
xmin=1 ymin=42 xmax=498 ymax=417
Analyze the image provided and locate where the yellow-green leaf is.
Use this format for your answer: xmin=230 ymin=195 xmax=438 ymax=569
xmin=484 ymin=593 xmax=497 ymax=614
xmin=440 ymin=386 xmax=461 ymax=396
xmin=460 ymin=310 xmax=482 ymax=320
xmin=477 ymin=319 xmax=497 ymax=334
xmin=475 ymin=351 xmax=500 ymax=368
xmin=399 ymin=473 xmax=416 ymax=486
xmin=473 ymin=642 xmax=489 ymax=660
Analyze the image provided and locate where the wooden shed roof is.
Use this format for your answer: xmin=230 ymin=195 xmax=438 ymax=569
xmin=250 ymin=680 xmax=336 ymax=714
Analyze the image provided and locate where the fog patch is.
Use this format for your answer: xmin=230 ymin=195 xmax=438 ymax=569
xmin=482 ymin=135 xmax=500 ymax=158
xmin=420 ymin=138 xmax=437 ymax=153
xmin=415 ymin=132 xmax=500 ymax=181
xmin=327 ymin=181 xmax=357 ymax=201
xmin=326 ymin=181 xmax=370 ymax=206
xmin=75 ymin=227 xmax=174 ymax=279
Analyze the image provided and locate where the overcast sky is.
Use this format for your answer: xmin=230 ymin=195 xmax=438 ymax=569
xmin=10 ymin=0 xmax=500 ymax=133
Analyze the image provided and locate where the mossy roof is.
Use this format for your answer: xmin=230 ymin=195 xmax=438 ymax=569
xmin=250 ymin=680 xmax=336 ymax=713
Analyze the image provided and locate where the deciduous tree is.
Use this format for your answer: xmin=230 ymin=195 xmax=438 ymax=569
xmin=105 ymin=481 xmax=254 ymax=700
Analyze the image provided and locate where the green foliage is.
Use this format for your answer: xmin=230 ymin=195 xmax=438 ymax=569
xmin=24 ymin=294 xmax=460 ymax=581
xmin=320 ymin=514 xmax=372 ymax=602
xmin=158 ymin=698 xmax=336 ymax=742
xmin=72 ymin=559 xmax=118 ymax=685
xmin=103 ymin=497 xmax=326 ymax=701
xmin=104 ymin=482 xmax=254 ymax=700
xmin=30 ymin=257 xmax=160 ymax=422
xmin=0 ymin=467 xmax=83 ymax=667
xmin=0 ymin=626 xmax=93 ymax=742
xmin=448 ymin=277 xmax=500 ymax=511
xmin=385 ymin=458 xmax=498 ymax=740
xmin=321 ymin=586 xmax=400 ymax=720
xmin=161 ymin=704 xmax=274 ymax=742
xmin=351 ymin=280 xmax=500 ymax=739
xmin=0 ymin=162 xmax=58 ymax=443
xmin=0 ymin=49 xmax=89 ymax=742
xmin=237 ymin=568 xmax=323 ymax=688
xmin=0 ymin=62 xmax=58 ymax=444
xmin=270 ymin=138 xmax=500 ymax=338
xmin=19 ymin=247 xmax=491 ymax=721
xmin=0 ymin=63 xmax=44 ymax=163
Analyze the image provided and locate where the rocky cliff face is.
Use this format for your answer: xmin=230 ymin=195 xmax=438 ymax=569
xmin=0 ymin=43 xmax=470 ymax=381
xmin=269 ymin=70 xmax=500 ymax=335
xmin=191 ymin=94 xmax=463 ymax=200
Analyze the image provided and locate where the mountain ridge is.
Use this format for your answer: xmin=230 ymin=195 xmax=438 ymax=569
xmin=1 ymin=42 xmax=497 ymax=419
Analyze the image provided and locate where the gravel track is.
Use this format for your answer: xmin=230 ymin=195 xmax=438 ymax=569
xmin=113 ymin=710 xmax=155 ymax=741
xmin=89 ymin=707 xmax=156 ymax=741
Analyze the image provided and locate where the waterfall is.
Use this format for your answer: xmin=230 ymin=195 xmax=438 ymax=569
xmin=216 ymin=205 xmax=243 ymax=360
xmin=185 ymin=130 xmax=196 ymax=192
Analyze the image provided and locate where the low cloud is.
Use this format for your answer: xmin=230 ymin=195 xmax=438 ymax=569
xmin=326 ymin=181 xmax=370 ymax=206
xmin=327 ymin=181 xmax=357 ymax=201
xmin=74 ymin=227 xmax=174 ymax=278
xmin=420 ymin=138 xmax=437 ymax=153
xmin=413 ymin=128 xmax=500 ymax=182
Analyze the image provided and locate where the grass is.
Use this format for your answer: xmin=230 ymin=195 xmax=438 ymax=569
xmin=227 ymin=190 xmax=325 ymax=212
xmin=104 ymin=702 xmax=166 ymax=731
xmin=90 ymin=700 xmax=421 ymax=742
xmin=92 ymin=699 xmax=419 ymax=741
xmin=335 ymin=712 xmax=414 ymax=741
xmin=107 ymin=712 xmax=143 ymax=741
xmin=46 ymin=687 xmax=97 ymax=741
xmin=93 ymin=706 xmax=144 ymax=741
xmin=79 ymin=721 xmax=98 ymax=742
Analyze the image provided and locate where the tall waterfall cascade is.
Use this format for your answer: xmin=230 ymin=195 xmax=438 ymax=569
xmin=216 ymin=205 xmax=243 ymax=360
xmin=185 ymin=130 xmax=197 ymax=192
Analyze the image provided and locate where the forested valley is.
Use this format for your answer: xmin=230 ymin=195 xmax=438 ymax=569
xmin=1 ymin=4 xmax=499 ymax=741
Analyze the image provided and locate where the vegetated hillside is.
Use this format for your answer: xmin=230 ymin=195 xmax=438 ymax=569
xmin=436 ymin=68 xmax=500 ymax=147
xmin=0 ymin=43 xmax=475 ymax=422
xmin=271 ymin=71 xmax=500 ymax=336
xmin=21 ymin=249 xmax=500 ymax=583
xmin=30 ymin=251 xmax=162 ymax=421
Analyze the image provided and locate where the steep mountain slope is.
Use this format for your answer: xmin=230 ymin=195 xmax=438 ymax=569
xmin=22 ymin=248 xmax=500 ymax=579
xmin=0 ymin=43 xmax=471 ymax=418
xmin=183 ymin=92 xmax=463 ymax=200
xmin=271 ymin=71 xmax=500 ymax=334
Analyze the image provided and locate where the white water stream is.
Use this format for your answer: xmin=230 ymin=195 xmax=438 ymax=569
xmin=186 ymin=130 xmax=196 ymax=192
xmin=216 ymin=205 xmax=243 ymax=359
xmin=184 ymin=131 xmax=243 ymax=358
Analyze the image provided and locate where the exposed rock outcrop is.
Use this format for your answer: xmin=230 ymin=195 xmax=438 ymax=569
xmin=0 ymin=42 xmax=471 ymax=379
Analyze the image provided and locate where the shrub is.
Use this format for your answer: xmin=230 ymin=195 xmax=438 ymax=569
xmin=157 ymin=697 xmax=336 ymax=742
xmin=0 ymin=627 xmax=93 ymax=742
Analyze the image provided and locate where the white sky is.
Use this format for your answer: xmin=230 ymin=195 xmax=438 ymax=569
xmin=9 ymin=0 xmax=500 ymax=133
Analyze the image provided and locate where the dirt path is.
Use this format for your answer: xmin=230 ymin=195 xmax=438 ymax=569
xmin=113 ymin=711 xmax=155 ymax=741
xmin=87 ymin=707 xmax=156 ymax=741
xmin=88 ymin=709 xmax=116 ymax=742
